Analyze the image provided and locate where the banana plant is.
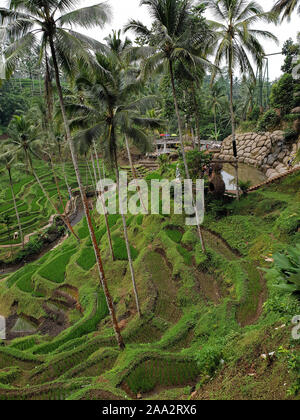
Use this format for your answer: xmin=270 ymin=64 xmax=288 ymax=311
xmin=270 ymin=244 xmax=300 ymax=294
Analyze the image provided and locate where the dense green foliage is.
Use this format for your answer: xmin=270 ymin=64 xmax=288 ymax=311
xmin=270 ymin=74 xmax=295 ymax=115
xmin=0 ymin=171 xmax=299 ymax=400
xmin=0 ymin=0 xmax=299 ymax=403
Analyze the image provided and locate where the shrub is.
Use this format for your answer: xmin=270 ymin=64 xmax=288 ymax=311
xmin=247 ymin=104 xmax=261 ymax=122
xmin=284 ymin=129 xmax=298 ymax=143
xmin=14 ymin=237 xmax=44 ymax=263
xmin=179 ymin=150 xmax=212 ymax=180
xmin=265 ymin=244 xmax=300 ymax=296
xmin=270 ymin=73 xmax=295 ymax=115
xmin=239 ymin=120 xmax=257 ymax=133
xmin=257 ymin=109 xmax=280 ymax=132
xmin=238 ymin=180 xmax=252 ymax=195
xmin=274 ymin=206 xmax=300 ymax=235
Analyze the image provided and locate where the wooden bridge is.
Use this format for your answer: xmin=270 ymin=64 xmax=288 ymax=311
xmin=155 ymin=137 xmax=221 ymax=154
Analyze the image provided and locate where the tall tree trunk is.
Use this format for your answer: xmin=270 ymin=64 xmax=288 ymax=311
xmin=85 ymin=153 xmax=89 ymax=188
xmin=169 ymin=60 xmax=206 ymax=253
xmin=44 ymin=51 xmax=53 ymax=123
xmin=111 ymin=127 xmax=141 ymax=318
xmin=191 ymin=127 xmax=196 ymax=150
xmin=92 ymin=141 xmax=115 ymax=261
xmin=27 ymin=154 xmax=79 ymax=241
xmin=229 ymin=67 xmax=240 ymax=201
xmin=48 ymin=35 xmax=125 ymax=350
xmin=44 ymin=50 xmax=76 ymax=235
xmin=62 ymin=161 xmax=72 ymax=200
xmin=8 ymin=167 xmax=24 ymax=249
xmin=124 ymin=135 xmax=147 ymax=213
xmin=214 ymin=107 xmax=218 ymax=140
xmin=192 ymin=83 xmax=201 ymax=152
xmin=86 ymin=154 xmax=96 ymax=191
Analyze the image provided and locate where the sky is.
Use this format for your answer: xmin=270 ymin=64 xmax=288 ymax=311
xmin=1 ymin=0 xmax=300 ymax=80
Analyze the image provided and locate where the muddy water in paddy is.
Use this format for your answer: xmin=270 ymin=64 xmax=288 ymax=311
xmin=222 ymin=163 xmax=267 ymax=190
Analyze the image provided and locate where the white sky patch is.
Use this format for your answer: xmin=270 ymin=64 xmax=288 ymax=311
xmin=0 ymin=0 xmax=299 ymax=80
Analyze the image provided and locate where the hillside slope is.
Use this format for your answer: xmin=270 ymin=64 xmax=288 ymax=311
xmin=0 ymin=172 xmax=299 ymax=400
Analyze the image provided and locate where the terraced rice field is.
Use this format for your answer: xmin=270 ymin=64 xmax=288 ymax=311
xmin=0 ymin=171 xmax=299 ymax=401
xmin=0 ymin=161 xmax=96 ymax=246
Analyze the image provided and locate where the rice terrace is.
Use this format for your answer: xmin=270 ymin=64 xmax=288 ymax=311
xmin=0 ymin=0 xmax=299 ymax=404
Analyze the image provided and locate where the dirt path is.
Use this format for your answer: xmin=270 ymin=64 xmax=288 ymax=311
xmin=0 ymin=215 xmax=57 ymax=249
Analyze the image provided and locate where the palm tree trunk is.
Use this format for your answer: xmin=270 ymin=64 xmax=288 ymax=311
xmin=169 ymin=60 xmax=206 ymax=253
xmin=229 ymin=68 xmax=240 ymax=201
xmin=48 ymin=34 xmax=125 ymax=350
xmin=116 ymin=166 xmax=142 ymax=318
xmin=111 ymin=127 xmax=141 ymax=318
xmin=85 ymin=153 xmax=89 ymax=188
xmin=214 ymin=107 xmax=218 ymax=139
xmin=27 ymin=154 xmax=79 ymax=242
xmin=92 ymin=141 xmax=115 ymax=261
xmin=86 ymin=154 xmax=96 ymax=191
xmin=44 ymin=52 xmax=77 ymax=235
xmin=124 ymin=135 xmax=147 ymax=213
xmin=191 ymin=127 xmax=196 ymax=150
xmin=8 ymin=167 xmax=24 ymax=249
xmin=62 ymin=161 xmax=72 ymax=200
xmin=192 ymin=83 xmax=201 ymax=152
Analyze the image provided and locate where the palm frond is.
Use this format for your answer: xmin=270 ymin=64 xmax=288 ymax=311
xmin=57 ymin=3 xmax=112 ymax=29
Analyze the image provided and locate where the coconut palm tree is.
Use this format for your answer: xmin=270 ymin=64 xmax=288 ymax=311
xmin=105 ymin=29 xmax=132 ymax=60
xmin=1 ymin=0 xmax=125 ymax=350
xmin=105 ymin=29 xmax=148 ymax=212
xmin=205 ymin=0 xmax=278 ymax=199
xmin=272 ymin=0 xmax=300 ymax=20
xmin=0 ymin=148 xmax=24 ymax=248
xmin=125 ymin=0 xmax=212 ymax=252
xmin=75 ymin=132 xmax=116 ymax=261
xmin=206 ymin=82 xmax=227 ymax=140
xmin=7 ymin=114 xmax=78 ymax=239
xmin=0 ymin=1 xmax=109 ymax=79
xmin=67 ymin=50 xmax=163 ymax=318
xmin=26 ymin=99 xmax=79 ymax=240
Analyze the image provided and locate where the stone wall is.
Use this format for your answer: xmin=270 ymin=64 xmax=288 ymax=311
xmin=218 ymin=131 xmax=300 ymax=179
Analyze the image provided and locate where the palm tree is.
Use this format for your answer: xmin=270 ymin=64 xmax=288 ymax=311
xmin=75 ymin=131 xmax=116 ymax=261
xmin=68 ymin=51 xmax=163 ymax=318
xmin=125 ymin=0 xmax=210 ymax=252
xmin=206 ymin=0 xmax=278 ymax=199
xmin=206 ymin=82 xmax=227 ymax=140
xmin=105 ymin=29 xmax=148 ymax=212
xmin=7 ymin=114 xmax=79 ymax=240
xmin=0 ymin=0 xmax=125 ymax=350
xmin=0 ymin=148 xmax=24 ymax=248
xmin=105 ymin=29 xmax=132 ymax=59
xmin=26 ymin=100 xmax=79 ymax=240
xmin=92 ymin=140 xmax=116 ymax=261
xmin=272 ymin=0 xmax=300 ymax=20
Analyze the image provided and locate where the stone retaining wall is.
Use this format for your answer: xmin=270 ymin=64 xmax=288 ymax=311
xmin=218 ymin=131 xmax=300 ymax=179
